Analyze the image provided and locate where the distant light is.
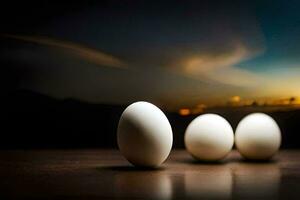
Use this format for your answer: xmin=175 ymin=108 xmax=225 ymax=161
xmin=230 ymin=96 xmax=241 ymax=103
xmin=179 ymin=108 xmax=191 ymax=116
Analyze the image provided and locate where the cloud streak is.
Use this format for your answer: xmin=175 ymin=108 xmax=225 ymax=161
xmin=172 ymin=41 xmax=265 ymax=87
xmin=2 ymin=34 xmax=127 ymax=69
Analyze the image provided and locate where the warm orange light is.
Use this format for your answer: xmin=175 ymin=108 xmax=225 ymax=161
xmin=230 ymin=95 xmax=241 ymax=103
xmin=179 ymin=108 xmax=191 ymax=116
xmin=293 ymin=97 xmax=300 ymax=105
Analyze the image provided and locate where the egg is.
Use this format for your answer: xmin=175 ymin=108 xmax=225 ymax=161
xmin=235 ymin=113 xmax=281 ymax=160
xmin=117 ymin=101 xmax=173 ymax=167
xmin=184 ymin=114 xmax=234 ymax=161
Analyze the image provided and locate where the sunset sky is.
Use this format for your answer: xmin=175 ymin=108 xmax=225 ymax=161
xmin=1 ymin=0 xmax=300 ymax=111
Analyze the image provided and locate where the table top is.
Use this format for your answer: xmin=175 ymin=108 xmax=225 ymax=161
xmin=0 ymin=149 xmax=300 ymax=199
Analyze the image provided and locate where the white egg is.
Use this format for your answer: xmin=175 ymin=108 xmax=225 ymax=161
xmin=184 ymin=114 xmax=234 ymax=161
xmin=235 ymin=113 xmax=281 ymax=160
xmin=117 ymin=101 xmax=173 ymax=167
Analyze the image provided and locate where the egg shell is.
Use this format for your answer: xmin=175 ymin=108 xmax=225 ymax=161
xmin=185 ymin=114 xmax=234 ymax=161
xmin=235 ymin=113 xmax=281 ymax=160
xmin=117 ymin=101 xmax=173 ymax=167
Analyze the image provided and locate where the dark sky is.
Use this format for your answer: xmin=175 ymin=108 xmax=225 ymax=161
xmin=1 ymin=0 xmax=300 ymax=110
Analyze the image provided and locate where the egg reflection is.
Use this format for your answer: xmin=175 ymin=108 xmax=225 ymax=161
xmin=232 ymin=163 xmax=281 ymax=199
xmin=114 ymin=171 xmax=172 ymax=199
xmin=184 ymin=166 xmax=233 ymax=199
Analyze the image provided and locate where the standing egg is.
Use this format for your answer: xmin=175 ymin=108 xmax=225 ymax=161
xmin=185 ymin=114 xmax=234 ymax=161
xmin=235 ymin=113 xmax=281 ymax=160
xmin=117 ymin=101 xmax=173 ymax=167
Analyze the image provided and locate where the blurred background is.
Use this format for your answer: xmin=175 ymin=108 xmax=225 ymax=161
xmin=1 ymin=0 xmax=300 ymax=149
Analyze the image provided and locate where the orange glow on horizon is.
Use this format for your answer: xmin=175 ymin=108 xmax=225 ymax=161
xmin=230 ymin=95 xmax=241 ymax=103
xmin=179 ymin=108 xmax=191 ymax=116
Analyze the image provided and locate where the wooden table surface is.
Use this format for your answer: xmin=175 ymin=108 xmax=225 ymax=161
xmin=0 ymin=150 xmax=300 ymax=199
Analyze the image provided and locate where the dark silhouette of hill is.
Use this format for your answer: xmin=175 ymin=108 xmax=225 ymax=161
xmin=0 ymin=89 xmax=300 ymax=149
xmin=0 ymin=89 xmax=126 ymax=149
